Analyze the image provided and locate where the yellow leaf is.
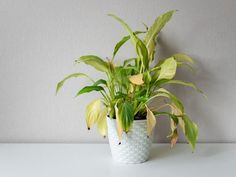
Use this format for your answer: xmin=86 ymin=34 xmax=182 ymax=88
xmin=86 ymin=99 xmax=102 ymax=129
xmin=168 ymin=118 xmax=178 ymax=148
xmin=115 ymin=104 xmax=123 ymax=142
xmin=146 ymin=105 xmax=156 ymax=136
xmin=166 ymin=103 xmax=180 ymax=148
xmin=158 ymin=57 xmax=177 ymax=80
xmin=97 ymin=108 xmax=108 ymax=137
xmin=129 ymin=74 xmax=144 ymax=85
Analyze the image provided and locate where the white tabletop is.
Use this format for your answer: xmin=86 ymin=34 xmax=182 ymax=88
xmin=0 ymin=143 xmax=235 ymax=177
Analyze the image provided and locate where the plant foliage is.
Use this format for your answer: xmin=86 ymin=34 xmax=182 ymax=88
xmin=56 ymin=10 xmax=203 ymax=151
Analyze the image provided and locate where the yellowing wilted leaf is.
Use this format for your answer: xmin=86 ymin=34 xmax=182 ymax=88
xmin=86 ymin=99 xmax=102 ymax=129
xmin=168 ymin=115 xmax=178 ymax=148
xmin=115 ymin=104 xmax=123 ymax=142
xmin=146 ymin=105 xmax=156 ymax=136
xmin=129 ymin=74 xmax=144 ymax=85
xmin=169 ymin=130 xmax=178 ymax=148
xmin=97 ymin=108 xmax=108 ymax=137
xmin=171 ymin=103 xmax=185 ymax=133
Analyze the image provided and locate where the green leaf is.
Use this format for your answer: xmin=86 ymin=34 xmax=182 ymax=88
xmin=119 ymin=102 xmax=134 ymax=132
xmin=56 ymin=73 xmax=92 ymax=94
xmin=155 ymin=112 xmax=179 ymax=125
xmin=143 ymin=71 xmax=152 ymax=84
xmin=144 ymin=10 xmax=176 ymax=60
xmin=93 ymin=79 xmax=107 ymax=86
xmin=158 ymin=57 xmax=177 ymax=80
xmin=149 ymin=88 xmax=184 ymax=113
xmin=182 ymin=115 xmax=198 ymax=151
xmin=115 ymin=92 xmax=127 ymax=99
xmin=136 ymin=40 xmax=149 ymax=69
xmin=108 ymin=14 xmax=148 ymax=69
xmin=76 ymin=55 xmax=109 ymax=72
xmin=76 ymin=85 xmax=104 ymax=97
xmin=173 ymin=53 xmax=194 ymax=64
xmin=108 ymin=14 xmax=138 ymax=46
xmin=158 ymin=80 xmax=204 ymax=94
xmin=154 ymin=111 xmax=198 ymax=151
xmin=112 ymin=31 xmax=145 ymax=59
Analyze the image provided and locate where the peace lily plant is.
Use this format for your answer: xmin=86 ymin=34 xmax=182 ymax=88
xmin=57 ymin=10 xmax=203 ymax=163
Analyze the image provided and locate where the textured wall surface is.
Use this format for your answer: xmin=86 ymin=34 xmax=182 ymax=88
xmin=0 ymin=0 xmax=236 ymax=143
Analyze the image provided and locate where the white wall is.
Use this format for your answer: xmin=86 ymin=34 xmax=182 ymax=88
xmin=0 ymin=0 xmax=236 ymax=143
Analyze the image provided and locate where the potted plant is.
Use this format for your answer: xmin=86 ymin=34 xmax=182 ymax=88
xmin=56 ymin=10 xmax=203 ymax=163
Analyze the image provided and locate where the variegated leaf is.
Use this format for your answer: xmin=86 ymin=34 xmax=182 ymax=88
xmin=158 ymin=57 xmax=177 ymax=80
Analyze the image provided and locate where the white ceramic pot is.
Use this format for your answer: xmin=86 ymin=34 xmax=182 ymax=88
xmin=107 ymin=117 xmax=152 ymax=164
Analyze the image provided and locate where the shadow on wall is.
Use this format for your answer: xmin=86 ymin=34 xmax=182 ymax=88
xmin=152 ymin=34 xmax=223 ymax=143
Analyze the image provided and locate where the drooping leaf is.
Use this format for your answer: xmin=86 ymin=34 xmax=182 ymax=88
xmin=173 ymin=53 xmax=194 ymax=64
xmin=182 ymin=115 xmax=198 ymax=151
xmin=115 ymin=104 xmax=123 ymax=142
xmin=149 ymin=88 xmax=184 ymax=113
xmin=76 ymin=55 xmax=109 ymax=72
xmin=129 ymin=74 xmax=144 ymax=85
xmin=93 ymin=79 xmax=107 ymax=86
xmin=56 ymin=73 xmax=93 ymax=94
xmin=154 ymin=112 xmax=179 ymax=125
xmin=177 ymin=62 xmax=195 ymax=72
xmin=146 ymin=105 xmax=156 ymax=136
xmin=159 ymin=80 xmax=204 ymax=94
xmin=97 ymin=107 xmax=108 ymax=137
xmin=158 ymin=57 xmax=177 ymax=80
xmin=76 ymin=85 xmax=104 ymax=97
xmin=167 ymin=129 xmax=178 ymax=148
xmin=112 ymin=31 xmax=145 ymax=59
xmin=167 ymin=103 xmax=181 ymax=148
xmin=144 ymin=10 xmax=176 ymax=60
xmin=86 ymin=99 xmax=102 ymax=129
xmin=119 ymin=102 xmax=134 ymax=132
